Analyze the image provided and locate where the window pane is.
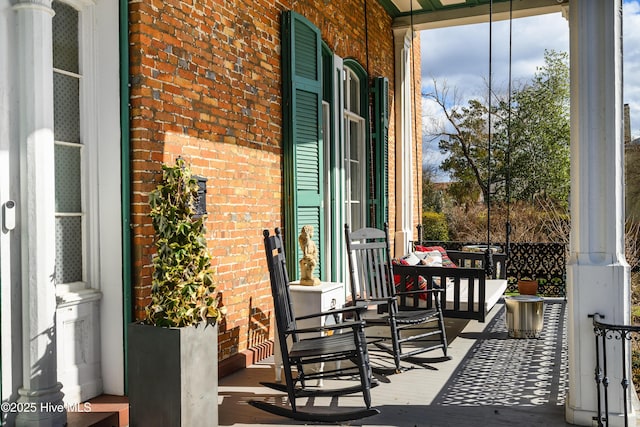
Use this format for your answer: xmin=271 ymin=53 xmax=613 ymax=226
xmin=52 ymin=1 xmax=79 ymax=74
xmin=349 ymin=120 xmax=359 ymax=161
xmin=350 ymin=159 xmax=360 ymax=201
xmin=55 ymin=144 xmax=82 ymax=213
xmin=343 ymin=75 xmax=348 ymax=112
xmin=55 ymin=216 xmax=83 ymax=283
xmin=349 ymin=73 xmax=359 ymax=115
xmin=54 ymin=73 xmax=80 ymax=143
xmin=351 ymin=203 xmax=362 ymax=231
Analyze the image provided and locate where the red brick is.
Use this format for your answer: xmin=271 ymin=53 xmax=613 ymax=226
xmin=128 ymin=0 xmax=421 ymax=364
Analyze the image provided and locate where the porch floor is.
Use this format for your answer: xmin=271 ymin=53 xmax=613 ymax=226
xmin=218 ymin=298 xmax=575 ymax=426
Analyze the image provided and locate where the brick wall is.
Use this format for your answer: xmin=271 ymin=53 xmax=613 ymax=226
xmin=128 ymin=0 xmax=421 ymax=370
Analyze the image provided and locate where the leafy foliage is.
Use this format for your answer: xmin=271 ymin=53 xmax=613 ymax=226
xmin=145 ymin=158 xmax=223 ymax=327
xmin=497 ymin=50 xmax=570 ymax=204
xmin=627 ymin=145 xmax=640 ymax=222
xmin=425 ymin=50 xmax=570 ymax=207
xmin=421 ymin=211 xmax=449 ymax=241
xmin=444 ymin=198 xmax=568 ymax=244
xmin=422 ymin=165 xmax=446 ymax=213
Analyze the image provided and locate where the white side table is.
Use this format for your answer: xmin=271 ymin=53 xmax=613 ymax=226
xmin=273 ymin=281 xmax=345 ymax=384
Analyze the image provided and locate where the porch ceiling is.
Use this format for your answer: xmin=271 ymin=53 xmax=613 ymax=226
xmin=378 ymin=0 xmax=569 ymax=30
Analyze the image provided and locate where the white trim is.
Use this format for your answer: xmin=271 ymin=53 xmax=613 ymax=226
xmin=79 ymin=3 xmax=101 ymax=291
xmin=12 ymin=2 xmax=55 ymax=15
xmin=64 ymin=0 xmax=96 ymax=9
xmin=331 ymin=55 xmax=346 ymax=284
xmin=52 ymin=68 xmax=82 ymax=79
xmin=322 ymin=100 xmax=332 ymax=280
xmin=393 ymin=28 xmax=414 ymax=257
xmin=343 ymin=67 xmax=367 ymax=231
xmin=56 ymin=287 xmax=102 ymax=307
xmin=92 ymin=0 xmax=124 ymax=396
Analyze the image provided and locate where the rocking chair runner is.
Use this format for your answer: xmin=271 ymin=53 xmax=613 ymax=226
xmin=249 ymin=228 xmax=379 ymax=422
xmin=345 ymin=223 xmax=448 ymax=372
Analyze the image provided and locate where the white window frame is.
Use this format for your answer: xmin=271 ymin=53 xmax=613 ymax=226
xmin=53 ymin=0 xmax=99 ymax=297
xmin=343 ymin=67 xmax=366 ymax=231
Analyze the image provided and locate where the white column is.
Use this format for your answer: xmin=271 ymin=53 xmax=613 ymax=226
xmin=13 ymin=0 xmax=66 ymax=425
xmin=393 ymin=28 xmax=414 ymax=257
xmin=565 ymin=1 xmax=632 ymax=426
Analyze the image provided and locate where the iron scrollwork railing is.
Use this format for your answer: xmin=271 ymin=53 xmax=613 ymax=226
xmin=590 ymin=313 xmax=637 ymax=427
xmin=413 ymin=230 xmax=567 ymax=297
xmin=506 ymin=242 xmax=566 ymax=297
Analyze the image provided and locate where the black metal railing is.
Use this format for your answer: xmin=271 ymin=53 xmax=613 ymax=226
xmin=505 ymin=242 xmax=566 ymax=297
xmin=590 ymin=313 xmax=637 ymax=427
xmin=414 ymin=227 xmax=567 ymax=297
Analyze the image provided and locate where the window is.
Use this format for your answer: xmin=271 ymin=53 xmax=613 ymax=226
xmin=53 ymin=0 xmax=85 ymax=290
xmin=343 ymin=68 xmax=366 ymax=231
xmin=282 ymin=11 xmax=386 ymax=283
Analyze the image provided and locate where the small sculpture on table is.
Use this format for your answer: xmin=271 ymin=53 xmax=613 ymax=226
xmin=298 ymin=225 xmax=321 ymax=286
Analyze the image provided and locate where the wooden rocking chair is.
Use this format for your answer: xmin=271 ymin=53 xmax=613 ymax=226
xmin=345 ymin=223 xmax=448 ymax=373
xmin=249 ymin=228 xmax=379 ymax=422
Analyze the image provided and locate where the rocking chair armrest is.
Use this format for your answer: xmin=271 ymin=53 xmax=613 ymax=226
xmin=286 ymin=320 xmax=366 ymax=335
xmin=359 ymin=297 xmax=396 ymax=306
xmin=396 ymin=287 xmax=444 ymax=298
xmin=295 ymin=305 xmax=367 ymax=322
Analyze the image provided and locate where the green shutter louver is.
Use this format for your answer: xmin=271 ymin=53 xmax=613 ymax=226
xmin=282 ymin=11 xmax=324 ymax=280
xmin=373 ymin=77 xmax=389 ymax=229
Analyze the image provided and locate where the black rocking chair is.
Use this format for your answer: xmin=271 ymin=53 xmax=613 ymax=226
xmin=249 ymin=228 xmax=379 ymax=422
xmin=345 ymin=223 xmax=448 ymax=373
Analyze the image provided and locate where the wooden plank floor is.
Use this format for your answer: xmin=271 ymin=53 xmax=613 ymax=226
xmin=218 ymin=298 xmax=579 ymax=426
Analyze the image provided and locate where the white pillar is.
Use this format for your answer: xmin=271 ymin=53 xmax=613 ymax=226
xmin=13 ymin=0 xmax=66 ymax=425
xmin=565 ymin=1 xmax=632 ymax=426
xmin=393 ymin=28 xmax=414 ymax=257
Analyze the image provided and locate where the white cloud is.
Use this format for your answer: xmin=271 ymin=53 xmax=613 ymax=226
xmin=421 ymin=1 xmax=640 ymax=145
xmin=420 ymin=13 xmax=568 ymax=98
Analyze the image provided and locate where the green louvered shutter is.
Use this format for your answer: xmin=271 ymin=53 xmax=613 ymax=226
xmin=372 ymin=77 xmax=389 ymax=229
xmin=282 ymin=11 xmax=324 ymax=280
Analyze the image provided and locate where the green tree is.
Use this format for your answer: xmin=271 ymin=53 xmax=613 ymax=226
xmin=422 ymin=163 xmax=445 ymax=213
xmin=626 ymin=145 xmax=640 ymax=221
xmin=497 ymin=50 xmax=570 ymax=204
xmin=425 ymin=81 xmax=491 ymax=203
xmin=424 ymin=50 xmax=570 ymax=206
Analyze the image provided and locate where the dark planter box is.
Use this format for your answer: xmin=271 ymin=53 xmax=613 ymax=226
xmin=128 ymin=322 xmax=218 ymax=427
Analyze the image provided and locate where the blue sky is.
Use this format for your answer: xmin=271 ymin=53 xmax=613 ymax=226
xmin=420 ymin=1 xmax=640 ymax=178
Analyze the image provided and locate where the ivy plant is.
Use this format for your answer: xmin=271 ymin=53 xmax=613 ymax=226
xmin=145 ymin=158 xmax=223 ymax=327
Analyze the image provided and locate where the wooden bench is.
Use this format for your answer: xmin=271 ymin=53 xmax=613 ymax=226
xmin=393 ymin=250 xmax=508 ymax=322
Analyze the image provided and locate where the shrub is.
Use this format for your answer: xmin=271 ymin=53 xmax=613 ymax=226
xmin=422 ymin=211 xmax=449 ymax=241
xmin=146 ymin=158 xmax=224 ymax=327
